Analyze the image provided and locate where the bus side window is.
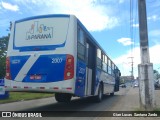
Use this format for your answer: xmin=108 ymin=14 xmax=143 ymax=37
xmin=102 ymin=54 xmax=107 ymax=72
xmin=105 ymin=56 xmax=108 ymax=72
xmin=108 ymin=59 xmax=112 ymax=75
xmin=86 ymin=43 xmax=89 ymax=65
xmin=97 ymin=48 xmax=102 ymax=69
xmin=111 ymin=63 xmax=115 ymax=76
xmin=77 ymin=27 xmax=85 ymax=45
xmin=77 ymin=27 xmax=85 ymax=61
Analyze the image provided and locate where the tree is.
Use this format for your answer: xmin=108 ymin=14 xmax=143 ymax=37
xmin=0 ymin=21 xmax=11 ymax=78
xmin=0 ymin=36 xmax=9 ymax=78
xmin=153 ymin=70 xmax=160 ymax=80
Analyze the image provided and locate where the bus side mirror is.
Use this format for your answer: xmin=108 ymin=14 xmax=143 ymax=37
xmin=119 ymin=72 xmax=121 ymax=76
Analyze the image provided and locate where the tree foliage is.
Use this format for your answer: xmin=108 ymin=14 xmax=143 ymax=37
xmin=0 ymin=36 xmax=9 ymax=78
xmin=154 ymin=70 xmax=160 ymax=80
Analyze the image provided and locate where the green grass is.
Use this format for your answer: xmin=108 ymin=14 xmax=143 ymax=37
xmin=0 ymin=92 xmax=53 ymax=104
xmin=154 ymin=108 xmax=160 ymax=111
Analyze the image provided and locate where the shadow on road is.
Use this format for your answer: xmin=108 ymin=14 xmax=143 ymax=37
xmin=19 ymin=94 xmax=124 ymax=117
xmin=23 ymin=94 xmax=122 ymax=112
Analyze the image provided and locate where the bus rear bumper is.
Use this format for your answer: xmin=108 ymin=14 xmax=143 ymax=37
xmin=4 ymin=79 xmax=75 ymax=94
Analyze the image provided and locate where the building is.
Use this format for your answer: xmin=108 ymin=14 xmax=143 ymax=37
xmin=120 ymin=76 xmax=134 ymax=83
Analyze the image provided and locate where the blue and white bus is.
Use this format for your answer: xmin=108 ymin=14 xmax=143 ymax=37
xmin=5 ymin=14 xmax=121 ymax=102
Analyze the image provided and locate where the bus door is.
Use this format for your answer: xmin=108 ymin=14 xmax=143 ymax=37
xmin=85 ymin=42 xmax=96 ymax=96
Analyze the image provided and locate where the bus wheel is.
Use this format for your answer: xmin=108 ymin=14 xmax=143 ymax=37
xmin=55 ymin=93 xmax=72 ymax=102
xmin=95 ymin=84 xmax=103 ymax=102
xmin=110 ymin=92 xmax=114 ymax=96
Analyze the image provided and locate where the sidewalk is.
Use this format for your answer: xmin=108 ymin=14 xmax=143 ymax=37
xmin=94 ymin=87 xmax=160 ymax=120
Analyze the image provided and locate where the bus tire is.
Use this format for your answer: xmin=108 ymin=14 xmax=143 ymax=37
xmin=110 ymin=92 xmax=114 ymax=96
xmin=55 ymin=93 xmax=72 ymax=102
xmin=95 ymin=84 xmax=103 ymax=102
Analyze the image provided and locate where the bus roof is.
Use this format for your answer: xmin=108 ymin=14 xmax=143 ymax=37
xmin=15 ymin=14 xmax=71 ymax=23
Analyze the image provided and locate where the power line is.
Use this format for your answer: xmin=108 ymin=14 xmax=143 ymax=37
xmin=129 ymin=0 xmax=139 ymax=78
xmin=129 ymin=0 xmax=134 ymax=79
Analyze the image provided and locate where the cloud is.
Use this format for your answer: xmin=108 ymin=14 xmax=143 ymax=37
xmin=14 ymin=0 xmax=120 ymax=31
xmin=113 ymin=44 xmax=160 ymax=78
xmin=148 ymin=15 xmax=160 ymax=21
xmin=1 ymin=1 xmax=19 ymax=11
xmin=117 ymin=38 xmax=134 ymax=46
xmin=113 ymin=47 xmax=140 ymax=77
xmin=51 ymin=0 xmax=120 ymax=31
xmin=119 ymin=0 xmax=125 ymax=4
xmin=132 ymin=23 xmax=139 ymax=28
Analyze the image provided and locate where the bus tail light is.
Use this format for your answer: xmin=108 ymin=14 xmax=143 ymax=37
xmin=5 ymin=57 xmax=11 ymax=80
xmin=64 ymin=55 xmax=74 ymax=80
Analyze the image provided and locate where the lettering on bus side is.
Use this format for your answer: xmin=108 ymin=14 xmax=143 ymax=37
xmin=79 ymin=67 xmax=85 ymax=74
xmin=52 ymin=58 xmax=63 ymax=63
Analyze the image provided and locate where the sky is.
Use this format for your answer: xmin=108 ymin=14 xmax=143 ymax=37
xmin=0 ymin=0 xmax=160 ymax=78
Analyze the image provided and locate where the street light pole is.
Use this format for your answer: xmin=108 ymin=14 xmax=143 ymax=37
xmin=138 ymin=0 xmax=156 ymax=110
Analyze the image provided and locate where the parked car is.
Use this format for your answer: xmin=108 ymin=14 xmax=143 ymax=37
xmin=134 ymin=83 xmax=139 ymax=87
xmin=119 ymin=84 xmax=126 ymax=88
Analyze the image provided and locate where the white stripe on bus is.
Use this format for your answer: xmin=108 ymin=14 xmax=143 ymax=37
xmin=14 ymin=54 xmax=39 ymax=82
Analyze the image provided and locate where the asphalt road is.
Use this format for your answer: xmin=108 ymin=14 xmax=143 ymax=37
xmin=0 ymin=86 xmax=146 ymax=120
xmin=0 ymin=87 xmax=129 ymax=112
xmin=1 ymin=85 xmax=160 ymax=120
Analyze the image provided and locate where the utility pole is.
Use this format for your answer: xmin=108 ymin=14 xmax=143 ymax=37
xmin=128 ymin=57 xmax=134 ymax=80
xmin=138 ymin=0 xmax=155 ymax=110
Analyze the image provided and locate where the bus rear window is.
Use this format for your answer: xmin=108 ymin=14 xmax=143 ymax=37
xmin=14 ymin=16 xmax=70 ymax=51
